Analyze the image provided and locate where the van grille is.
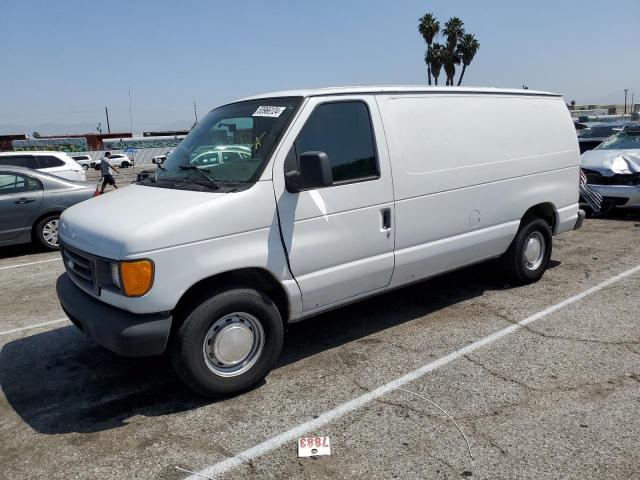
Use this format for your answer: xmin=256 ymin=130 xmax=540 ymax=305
xmin=61 ymin=243 xmax=98 ymax=294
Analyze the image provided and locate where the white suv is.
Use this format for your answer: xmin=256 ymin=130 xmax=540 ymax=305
xmin=92 ymin=153 xmax=134 ymax=169
xmin=71 ymin=155 xmax=93 ymax=170
xmin=0 ymin=151 xmax=86 ymax=182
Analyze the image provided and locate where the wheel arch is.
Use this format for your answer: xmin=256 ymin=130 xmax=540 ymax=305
xmin=520 ymin=202 xmax=557 ymax=233
xmin=172 ymin=267 xmax=290 ymax=332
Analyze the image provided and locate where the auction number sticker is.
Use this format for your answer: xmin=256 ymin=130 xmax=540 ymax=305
xmin=298 ymin=436 xmax=331 ymax=457
xmin=252 ymin=106 xmax=287 ymax=117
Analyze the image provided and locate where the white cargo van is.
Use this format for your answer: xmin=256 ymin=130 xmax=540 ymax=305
xmin=56 ymin=86 xmax=584 ymax=397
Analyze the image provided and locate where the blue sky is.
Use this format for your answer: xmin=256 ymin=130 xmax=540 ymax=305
xmin=1 ymin=0 xmax=638 ymax=134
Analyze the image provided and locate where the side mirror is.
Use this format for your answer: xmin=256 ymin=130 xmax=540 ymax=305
xmin=285 ymin=151 xmax=333 ymax=192
xmin=152 ymin=156 xmax=165 ymax=165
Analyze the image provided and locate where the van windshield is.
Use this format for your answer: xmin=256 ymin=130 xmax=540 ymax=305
xmin=144 ymin=97 xmax=302 ymax=191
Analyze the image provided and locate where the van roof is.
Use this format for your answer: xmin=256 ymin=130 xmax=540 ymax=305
xmin=239 ymin=85 xmax=560 ymax=101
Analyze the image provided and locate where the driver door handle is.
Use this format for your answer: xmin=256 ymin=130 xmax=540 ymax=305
xmin=381 ymin=208 xmax=392 ymax=230
xmin=15 ymin=197 xmax=35 ymax=204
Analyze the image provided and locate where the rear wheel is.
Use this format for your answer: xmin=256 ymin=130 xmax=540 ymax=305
xmin=34 ymin=214 xmax=60 ymax=250
xmin=170 ymin=288 xmax=283 ymax=397
xmin=82 ymin=164 xmax=89 ymax=170
xmin=501 ymin=217 xmax=552 ymax=285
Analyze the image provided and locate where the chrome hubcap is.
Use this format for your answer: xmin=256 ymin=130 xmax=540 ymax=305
xmin=203 ymin=312 xmax=264 ymax=377
xmin=42 ymin=219 xmax=59 ymax=246
xmin=523 ymin=231 xmax=545 ymax=270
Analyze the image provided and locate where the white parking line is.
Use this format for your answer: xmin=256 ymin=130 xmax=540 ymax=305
xmin=0 ymin=318 xmax=68 ymax=337
xmin=0 ymin=257 xmax=61 ymax=271
xmin=187 ymin=263 xmax=640 ymax=479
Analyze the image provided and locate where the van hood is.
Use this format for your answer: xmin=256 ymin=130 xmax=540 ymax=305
xmin=59 ymin=182 xmax=275 ymax=259
xmin=581 ymin=149 xmax=640 ymax=176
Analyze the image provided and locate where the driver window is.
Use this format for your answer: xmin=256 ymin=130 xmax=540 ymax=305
xmin=294 ymin=101 xmax=378 ymax=183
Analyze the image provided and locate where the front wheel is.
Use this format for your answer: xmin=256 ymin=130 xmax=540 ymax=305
xmin=501 ymin=217 xmax=552 ymax=285
xmin=34 ymin=214 xmax=60 ymax=250
xmin=121 ymin=161 xmax=130 ymax=168
xmin=170 ymin=288 xmax=284 ymax=398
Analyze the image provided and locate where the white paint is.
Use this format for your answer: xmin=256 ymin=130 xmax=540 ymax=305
xmin=0 ymin=318 xmax=68 ymax=336
xmin=186 ymin=263 xmax=640 ymax=479
xmin=0 ymin=257 xmax=61 ymax=271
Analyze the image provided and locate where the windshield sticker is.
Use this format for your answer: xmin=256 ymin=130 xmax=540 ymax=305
xmin=252 ymin=106 xmax=287 ymax=118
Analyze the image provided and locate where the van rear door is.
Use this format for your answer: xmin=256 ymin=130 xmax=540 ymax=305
xmin=272 ymin=96 xmax=395 ymax=312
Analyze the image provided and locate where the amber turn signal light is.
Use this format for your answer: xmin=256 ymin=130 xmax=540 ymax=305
xmin=119 ymin=259 xmax=154 ymax=297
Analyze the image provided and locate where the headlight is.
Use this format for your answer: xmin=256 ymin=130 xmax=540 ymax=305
xmin=119 ymin=259 xmax=154 ymax=297
xmin=110 ymin=262 xmax=121 ymax=288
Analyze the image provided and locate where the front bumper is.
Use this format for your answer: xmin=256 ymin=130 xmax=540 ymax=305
xmin=589 ymin=184 xmax=640 ymax=207
xmin=56 ymin=273 xmax=172 ymax=357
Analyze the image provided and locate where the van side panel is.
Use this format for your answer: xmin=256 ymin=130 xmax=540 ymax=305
xmin=377 ymin=93 xmax=580 ymax=288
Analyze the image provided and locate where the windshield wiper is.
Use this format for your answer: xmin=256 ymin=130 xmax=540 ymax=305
xmin=178 ymin=165 xmax=221 ymax=190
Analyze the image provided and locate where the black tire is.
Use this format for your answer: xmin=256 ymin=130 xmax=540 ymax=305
xmin=82 ymin=164 xmax=89 ymax=170
xmin=121 ymin=161 xmax=130 ymax=168
xmin=501 ymin=217 xmax=552 ymax=285
xmin=34 ymin=214 xmax=60 ymax=251
xmin=170 ymin=288 xmax=284 ymax=398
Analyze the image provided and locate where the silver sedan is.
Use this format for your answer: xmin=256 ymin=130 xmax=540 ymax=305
xmin=0 ymin=166 xmax=95 ymax=250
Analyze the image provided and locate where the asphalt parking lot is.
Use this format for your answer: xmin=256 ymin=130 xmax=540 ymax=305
xmin=1 ymin=212 xmax=639 ymax=479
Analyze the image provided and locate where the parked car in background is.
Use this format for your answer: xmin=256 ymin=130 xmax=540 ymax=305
xmin=151 ymin=152 xmax=171 ymax=165
xmin=577 ymin=122 xmax=631 ymax=153
xmin=71 ymin=155 xmax=93 ymax=170
xmin=0 ymin=166 xmax=94 ymax=250
xmin=92 ymin=153 xmax=134 ymax=170
xmin=190 ymin=145 xmax=252 ymax=167
xmin=0 ymin=151 xmax=86 ymax=182
xmin=581 ymin=125 xmax=640 ymax=214
xmin=56 ymin=86 xmax=583 ymax=397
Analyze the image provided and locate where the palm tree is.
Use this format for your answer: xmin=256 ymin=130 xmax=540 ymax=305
xmin=442 ymin=17 xmax=465 ymax=86
xmin=418 ymin=13 xmax=440 ymax=85
xmin=442 ymin=17 xmax=465 ymax=52
xmin=442 ymin=49 xmax=461 ymax=86
xmin=456 ymin=34 xmax=480 ymax=86
xmin=426 ymin=43 xmax=445 ymax=86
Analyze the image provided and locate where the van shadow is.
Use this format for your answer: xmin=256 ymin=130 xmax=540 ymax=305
xmin=0 ymin=261 xmax=550 ymax=435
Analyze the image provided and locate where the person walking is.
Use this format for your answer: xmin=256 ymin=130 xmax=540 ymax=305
xmin=100 ymin=151 xmax=119 ymax=193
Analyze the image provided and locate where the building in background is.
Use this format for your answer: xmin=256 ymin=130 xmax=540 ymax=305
xmin=0 ymin=134 xmax=28 ymax=152
xmin=6 ymin=132 xmax=132 ymax=152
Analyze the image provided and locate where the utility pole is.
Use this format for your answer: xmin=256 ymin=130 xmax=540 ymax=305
xmin=128 ymin=85 xmax=134 ymax=136
xmin=624 ymin=88 xmax=628 ymax=115
xmin=104 ymin=106 xmax=111 ymax=133
xmin=193 ymin=100 xmax=198 ymax=125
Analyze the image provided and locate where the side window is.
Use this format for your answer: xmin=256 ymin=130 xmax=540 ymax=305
xmin=37 ymin=156 xmax=65 ymax=168
xmin=27 ymin=176 xmax=43 ymax=191
xmin=0 ymin=155 xmax=38 ymax=169
xmin=294 ymin=101 xmax=378 ymax=183
xmin=0 ymin=174 xmax=27 ymax=194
